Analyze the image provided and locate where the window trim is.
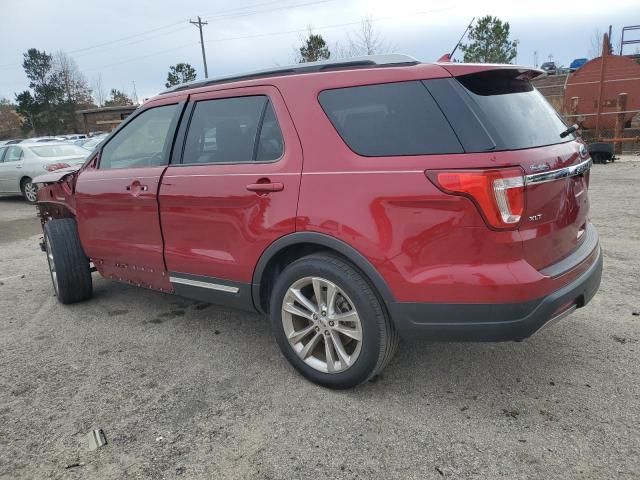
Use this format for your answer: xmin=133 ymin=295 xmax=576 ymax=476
xmin=97 ymin=101 xmax=185 ymax=170
xmin=176 ymin=94 xmax=285 ymax=167
xmin=317 ymin=80 xmax=464 ymax=158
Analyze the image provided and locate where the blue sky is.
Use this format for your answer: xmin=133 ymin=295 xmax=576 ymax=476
xmin=0 ymin=0 xmax=637 ymax=102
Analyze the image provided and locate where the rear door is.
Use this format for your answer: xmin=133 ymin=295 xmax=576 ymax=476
xmin=159 ymin=86 xmax=302 ymax=306
xmin=75 ymin=97 xmax=185 ymax=289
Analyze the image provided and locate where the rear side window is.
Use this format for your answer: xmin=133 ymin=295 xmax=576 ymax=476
xmin=455 ymin=70 xmax=572 ymax=150
xmin=182 ymin=96 xmax=283 ymax=164
xmin=318 ymin=81 xmax=463 ymax=156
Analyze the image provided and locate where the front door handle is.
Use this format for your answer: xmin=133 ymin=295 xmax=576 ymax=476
xmin=126 ymin=181 xmax=149 ymax=194
xmin=246 ymin=182 xmax=284 ymax=193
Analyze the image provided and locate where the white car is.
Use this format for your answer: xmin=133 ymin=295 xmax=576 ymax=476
xmin=0 ymin=142 xmax=89 ymax=202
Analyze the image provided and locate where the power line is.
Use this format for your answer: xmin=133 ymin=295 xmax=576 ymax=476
xmin=80 ymin=5 xmax=454 ymax=75
xmin=190 ymin=17 xmax=209 ymax=79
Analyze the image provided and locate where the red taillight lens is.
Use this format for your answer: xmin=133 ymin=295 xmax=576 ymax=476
xmin=426 ymin=168 xmax=525 ymax=230
xmin=45 ymin=162 xmax=71 ymax=172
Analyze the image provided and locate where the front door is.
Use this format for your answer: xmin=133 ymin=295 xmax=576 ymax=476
xmin=0 ymin=146 xmax=25 ymax=193
xmin=159 ymin=86 xmax=302 ymax=308
xmin=75 ymin=98 xmax=185 ymax=290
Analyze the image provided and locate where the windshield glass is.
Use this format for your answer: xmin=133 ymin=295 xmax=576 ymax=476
xmin=457 ymin=70 xmax=573 ymax=150
xmin=28 ymin=144 xmax=89 ymax=158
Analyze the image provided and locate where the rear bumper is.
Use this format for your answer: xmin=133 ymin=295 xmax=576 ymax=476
xmin=389 ymin=245 xmax=603 ymax=342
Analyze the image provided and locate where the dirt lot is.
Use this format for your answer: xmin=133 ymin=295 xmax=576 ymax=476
xmin=1 ymin=159 xmax=639 ymax=480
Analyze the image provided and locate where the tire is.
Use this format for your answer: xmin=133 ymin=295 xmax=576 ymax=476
xmin=44 ymin=218 xmax=92 ymax=304
xmin=269 ymin=252 xmax=399 ymax=389
xmin=21 ymin=177 xmax=38 ymax=203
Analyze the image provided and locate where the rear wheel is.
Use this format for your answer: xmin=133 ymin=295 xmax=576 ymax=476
xmin=21 ymin=177 xmax=38 ymax=203
xmin=270 ymin=253 xmax=399 ymax=389
xmin=44 ymin=219 xmax=92 ymax=304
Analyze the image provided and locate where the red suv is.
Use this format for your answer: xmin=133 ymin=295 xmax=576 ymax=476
xmin=35 ymin=55 xmax=602 ymax=389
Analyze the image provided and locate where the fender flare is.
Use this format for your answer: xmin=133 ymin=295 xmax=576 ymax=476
xmin=251 ymin=232 xmax=396 ymax=313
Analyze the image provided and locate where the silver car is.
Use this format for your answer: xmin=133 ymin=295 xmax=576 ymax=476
xmin=0 ymin=142 xmax=89 ymax=202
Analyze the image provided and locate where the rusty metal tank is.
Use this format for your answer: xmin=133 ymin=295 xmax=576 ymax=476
xmin=564 ymin=54 xmax=640 ymax=130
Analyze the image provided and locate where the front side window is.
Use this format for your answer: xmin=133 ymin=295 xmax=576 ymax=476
xmin=4 ymin=146 xmax=24 ymax=162
xmin=318 ymin=81 xmax=463 ymax=157
xmin=183 ymin=96 xmax=283 ymax=164
xmin=100 ymin=104 xmax=177 ymax=170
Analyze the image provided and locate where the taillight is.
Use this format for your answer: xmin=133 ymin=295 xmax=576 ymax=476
xmin=45 ymin=162 xmax=70 ymax=172
xmin=426 ymin=168 xmax=525 ymax=230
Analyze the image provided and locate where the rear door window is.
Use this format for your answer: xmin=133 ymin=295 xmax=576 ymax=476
xmin=182 ymin=96 xmax=283 ymax=164
xmin=318 ymin=81 xmax=463 ymax=156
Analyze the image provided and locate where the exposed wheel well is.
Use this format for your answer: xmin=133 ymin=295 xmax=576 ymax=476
xmin=257 ymin=243 xmax=329 ymax=313
xmin=20 ymin=176 xmax=32 ymax=188
xmin=255 ymin=237 xmax=395 ymax=316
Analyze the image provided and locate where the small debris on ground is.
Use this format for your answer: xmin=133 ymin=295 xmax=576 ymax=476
xmin=176 ymin=466 xmax=186 ymax=475
xmin=632 ymin=311 xmax=639 ymax=316
xmin=156 ymin=435 xmax=164 ymax=442
xmin=64 ymin=462 xmax=85 ymax=469
xmin=87 ymin=429 xmax=108 ymax=451
xmin=502 ymin=409 xmax=520 ymax=419
xmin=612 ymin=335 xmax=627 ymax=344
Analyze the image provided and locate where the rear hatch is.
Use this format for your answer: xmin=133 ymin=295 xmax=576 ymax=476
xmin=429 ymin=67 xmax=592 ymax=271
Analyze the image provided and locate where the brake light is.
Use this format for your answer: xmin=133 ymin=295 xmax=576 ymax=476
xmin=426 ymin=168 xmax=525 ymax=230
xmin=45 ymin=162 xmax=70 ymax=172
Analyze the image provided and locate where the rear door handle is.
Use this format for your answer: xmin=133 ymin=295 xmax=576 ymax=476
xmin=246 ymin=182 xmax=284 ymax=193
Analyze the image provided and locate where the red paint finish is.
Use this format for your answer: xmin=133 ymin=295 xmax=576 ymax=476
xmin=36 ymin=61 xmax=598 ymax=310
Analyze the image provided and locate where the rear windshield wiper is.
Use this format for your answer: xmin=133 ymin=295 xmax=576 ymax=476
xmin=559 ymin=124 xmax=578 ymax=138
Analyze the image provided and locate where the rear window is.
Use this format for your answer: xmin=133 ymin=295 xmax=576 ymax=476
xmin=318 ymin=81 xmax=463 ymax=156
xmin=28 ymin=144 xmax=89 ymax=157
xmin=456 ymin=70 xmax=573 ymax=150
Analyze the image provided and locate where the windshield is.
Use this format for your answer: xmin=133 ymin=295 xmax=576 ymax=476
xmin=28 ymin=144 xmax=89 ymax=158
xmin=456 ymin=70 xmax=573 ymax=150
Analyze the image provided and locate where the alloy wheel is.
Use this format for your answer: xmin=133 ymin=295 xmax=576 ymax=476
xmin=281 ymin=276 xmax=363 ymax=373
xmin=23 ymin=181 xmax=38 ymax=202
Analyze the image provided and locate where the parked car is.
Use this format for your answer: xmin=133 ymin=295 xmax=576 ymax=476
xmin=0 ymin=142 xmax=89 ymax=202
xmin=540 ymin=61 xmax=557 ymax=75
xmin=34 ymin=55 xmax=602 ymax=389
xmin=569 ymin=58 xmax=588 ymax=72
xmin=79 ymin=136 xmax=105 ymax=152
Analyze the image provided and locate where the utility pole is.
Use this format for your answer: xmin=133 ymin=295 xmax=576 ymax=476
xmin=190 ymin=16 xmax=209 ymax=79
xmin=132 ymin=80 xmax=138 ymax=105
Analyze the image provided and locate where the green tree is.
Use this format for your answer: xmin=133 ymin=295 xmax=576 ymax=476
xmin=460 ymin=16 xmax=518 ymax=63
xmin=104 ymin=89 xmax=134 ymax=107
xmin=297 ymin=29 xmax=330 ymax=63
xmin=165 ymin=63 xmax=197 ymax=88
xmin=19 ymin=48 xmax=64 ymax=135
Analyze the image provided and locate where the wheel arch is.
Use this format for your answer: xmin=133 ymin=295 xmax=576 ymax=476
xmin=252 ymin=232 xmax=396 ymax=314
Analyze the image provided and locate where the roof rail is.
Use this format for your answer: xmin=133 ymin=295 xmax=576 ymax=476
xmin=160 ymin=54 xmax=420 ymax=95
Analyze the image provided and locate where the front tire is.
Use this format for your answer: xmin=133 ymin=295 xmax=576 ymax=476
xmin=270 ymin=253 xmax=399 ymax=389
xmin=44 ymin=219 xmax=92 ymax=304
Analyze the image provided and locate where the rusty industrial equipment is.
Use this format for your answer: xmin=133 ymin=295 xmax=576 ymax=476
xmin=563 ymin=32 xmax=640 ymax=153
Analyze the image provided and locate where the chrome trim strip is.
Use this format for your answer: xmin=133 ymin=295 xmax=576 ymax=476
xmin=169 ymin=276 xmax=239 ymax=294
xmin=525 ymin=158 xmax=592 ymax=186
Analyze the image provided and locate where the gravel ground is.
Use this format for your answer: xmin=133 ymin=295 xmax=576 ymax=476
xmin=0 ymin=159 xmax=639 ymax=479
